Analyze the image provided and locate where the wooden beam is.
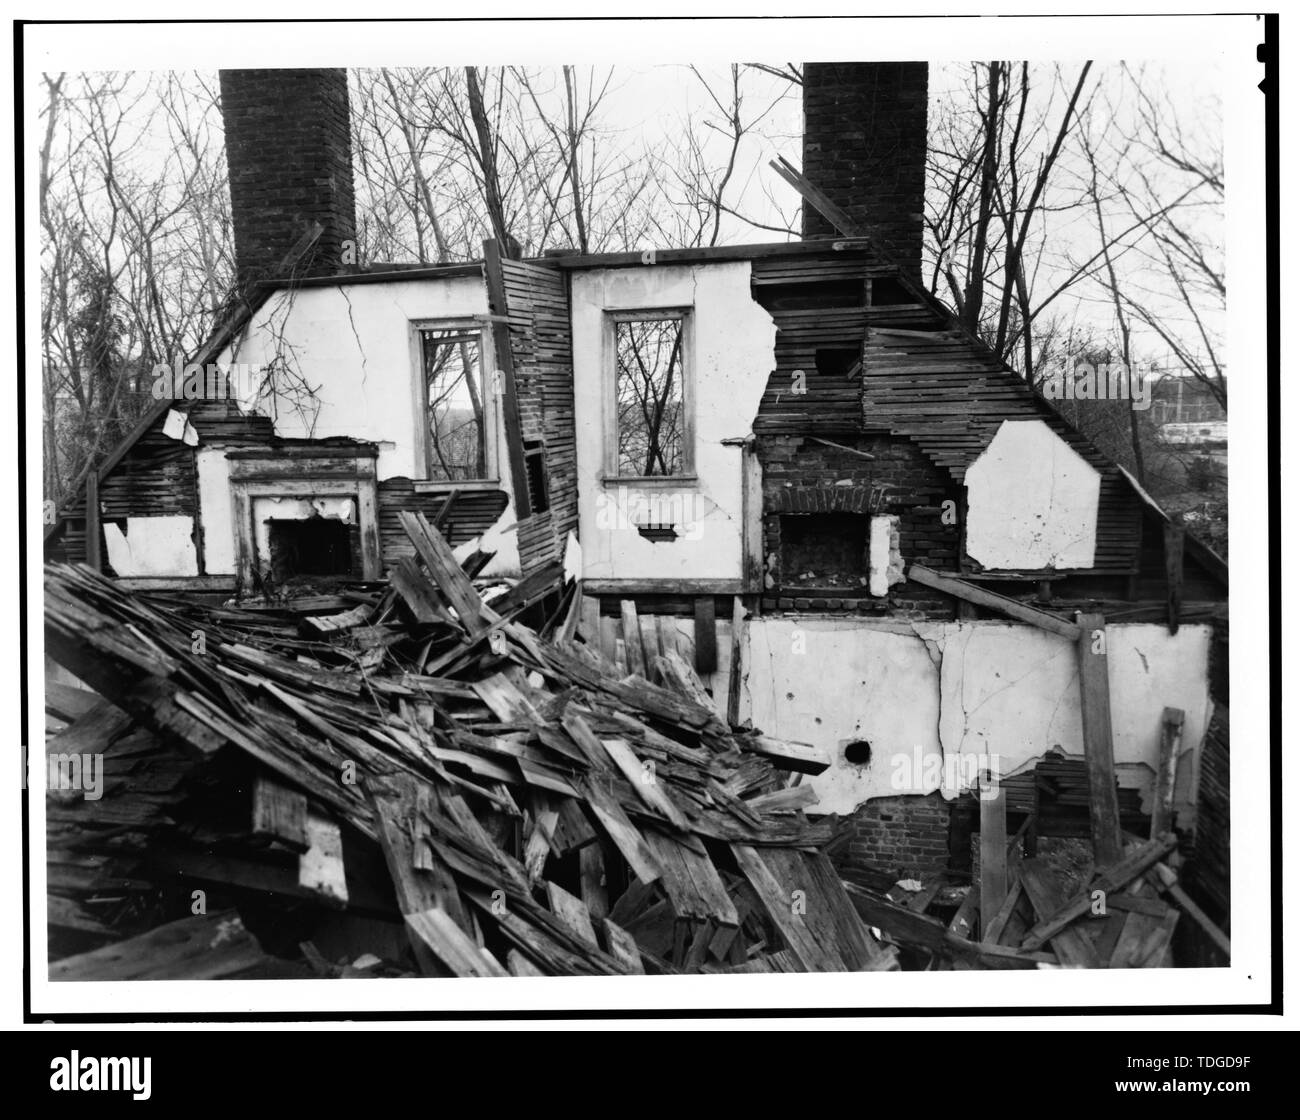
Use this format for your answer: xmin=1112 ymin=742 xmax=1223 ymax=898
xmin=1151 ymin=707 xmax=1185 ymax=839
xmin=83 ymin=473 xmax=102 ymax=572
xmin=578 ymin=594 xmax=601 ymax=645
xmin=979 ymin=773 xmax=1008 ymax=923
xmin=693 ymin=596 xmax=718 ymax=675
xmin=1076 ymin=612 xmax=1123 ymax=866
xmin=1148 ymin=861 xmax=1231 ymax=957
xmin=620 ymin=600 xmax=646 ymax=678
xmin=769 ymin=156 xmax=865 ymax=239
xmin=1018 ymin=860 xmax=1101 ymax=967
xmin=482 ymin=238 xmax=532 ymax=519
xmin=1020 ymin=833 xmax=1178 ymax=952
xmin=1163 ymin=522 xmax=1185 ymax=633
xmin=907 ymin=564 xmax=1081 ymax=640
xmin=726 ymin=596 xmax=745 ymax=726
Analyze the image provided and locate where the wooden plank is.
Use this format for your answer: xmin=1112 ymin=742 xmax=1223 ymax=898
xmin=726 ymin=597 xmax=745 ymax=726
xmin=601 ymin=918 xmax=645 ymax=974
xmin=1164 ymin=522 xmax=1185 ymax=634
xmin=693 ymin=596 xmax=718 ymax=675
xmin=1108 ymin=908 xmax=1178 ymax=969
xmin=507 ymin=948 xmax=545 ymax=976
xmin=1018 ymin=860 xmax=1101 ymax=967
xmin=578 ymin=595 xmax=602 ymax=645
xmin=981 ymin=878 xmax=1023 ymax=944
xmin=405 ymin=908 xmax=509 ymax=978
xmin=368 ymin=774 xmax=473 ymax=975
xmin=1019 ymin=834 xmax=1177 ymax=952
xmin=1076 ymin=612 xmax=1123 ymax=866
xmin=1151 ymin=707 xmax=1185 ymax=838
xmin=50 ymin=910 xmax=266 ymax=981
xmin=252 ymin=774 xmax=309 ymax=852
xmin=298 ymin=812 xmax=350 ymax=906
xmin=545 ymin=882 xmax=598 ymax=946
xmin=580 ymin=775 xmax=663 ymax=886
xmin=770 ymin=156 xmax=864 ymax=238
xmin=643 ymin=828 xmax=739 ymax=927
xmin=620 ymin=600 xmax=646 ymax=678
xmin=1147 ymin=861 xmax=1231 ymax=957
xmin=388 ymin=556 xmax=449 ymax=624
xmin=601 ymin=737 xmax=691 ymax=831
xmin=907 ymin=565 xmax=1081 ymax=640
xmin=744 ymin=733 xmax=829 ymax=775
xmin=842 ymin=882 xmax=1042 ymax=969
xmin=83 ymin=473 xmax=101 ymax=572
xmin=579 ymin=842 xmax=609 ymax=923
xmin=732 ymin=843 xmax=842 ymax=971
xmin=398 ymin=510 xmax=493 ymax=635
xmin=979 ymin=773 xmax=1008 ymax=921
xmin=948 ymin=885 xmax=979 ymax=941
xmin=639 ymin=614 xmax=663 ymax=681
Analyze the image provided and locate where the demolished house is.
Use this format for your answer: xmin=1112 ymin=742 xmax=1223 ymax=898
xmin=41 ymin=63 xmax=1230 ymax=979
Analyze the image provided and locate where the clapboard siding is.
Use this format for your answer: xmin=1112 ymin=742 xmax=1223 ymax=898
xmin=46 ymin=400 xmax=277 ymax=566
xmin=377 ymin=480 xmax=508 ymax=562
xmin=500 ymin=258 xmax=578 ymax=574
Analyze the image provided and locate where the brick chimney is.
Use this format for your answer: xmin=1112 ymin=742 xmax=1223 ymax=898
xmin=801 ymin=62 xmax=928 ymax=282
xmin=219 ymin=68 xmax=357 ymax=285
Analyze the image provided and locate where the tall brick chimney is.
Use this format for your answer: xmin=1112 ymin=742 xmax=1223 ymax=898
xmin=219 ymin=68 xmax=357 ymax=285
xmin=801 ymin=62 xmax=928 ymax=282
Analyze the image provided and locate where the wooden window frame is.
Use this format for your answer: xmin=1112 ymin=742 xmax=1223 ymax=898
xmin=602 ymin=307 xmax=696 ymax=485
xmin=410 ymin=318 xmax=499 ymax=487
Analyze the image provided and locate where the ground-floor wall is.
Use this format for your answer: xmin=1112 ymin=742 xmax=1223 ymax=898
xmin=737 ymin=617 xmax=1214 ymax=849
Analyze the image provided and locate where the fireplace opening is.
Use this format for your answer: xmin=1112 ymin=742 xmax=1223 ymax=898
xmin=779 ymin=512 xmax=869 ymax=590
xmin=267 ymin=516 xmax=353 ymax=581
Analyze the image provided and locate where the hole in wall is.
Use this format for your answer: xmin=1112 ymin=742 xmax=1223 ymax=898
xmin=844 ymin=740 xmax=873 ymax=767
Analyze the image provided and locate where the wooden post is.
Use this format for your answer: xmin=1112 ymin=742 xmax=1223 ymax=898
xmin=693 ymin=596 xmax=718 ymax=675
xmin=726 ymin=596 xmax=746 ymax=727
xmin=620 ymin=600 xmax=645 ymax=678
xmin=482 ymin=239 xmax=532 ymax=520
xmin=84 ymin=473 xmax=102 ymax=572
xmin=1076 ymin=612 xmax=1123 ymax=866
xmin=979 ymin=770 xmax=1007 ymax=929
xmin=1151 ymin=707 xmax=1185 ymax=838
xmin=1163 ymin=523 xmax=1185 ymax=634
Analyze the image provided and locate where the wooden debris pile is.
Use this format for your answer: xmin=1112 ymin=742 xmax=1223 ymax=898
xmin=44 ymin=511 xmax=899 ymax=978
xmin=839 ymin=828 xmax=1228 ymax=970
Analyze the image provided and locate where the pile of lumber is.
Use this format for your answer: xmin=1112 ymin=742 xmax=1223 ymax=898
xmin=840 ymin=829 xmax=1227 ymax=970
xmin=43 ymin=512 xmax=900 ymax=978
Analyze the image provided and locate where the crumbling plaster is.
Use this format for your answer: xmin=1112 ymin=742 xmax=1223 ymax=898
xmin=570 ymin=262 xmax=776 ymax=581
xmin=965 ymin=419 xmax=1101 ymax=570
xmin=103 ymin=516 xmax=199 ymax=577
xmin=220 ymin=277 xmax=498 ymax=483
xmin=739 ymin=617 xmax=1212 ymax=818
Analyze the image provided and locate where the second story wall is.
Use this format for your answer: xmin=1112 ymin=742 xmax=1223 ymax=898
xmin=223 ymin=275 xmax=495 ymax=484
xmin=570 ymin=261 xmax=775 ymax=585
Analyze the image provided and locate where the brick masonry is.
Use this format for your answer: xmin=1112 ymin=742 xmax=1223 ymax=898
xmin=832 ymin=792 xmax=954 ymax=885
xmin=219 ymin=69 xmax=357 ymax=284
xmin=802 ymin=62 xmax=928 ymax=282
xmin=758 ymin=432 xmax=962 ymax=614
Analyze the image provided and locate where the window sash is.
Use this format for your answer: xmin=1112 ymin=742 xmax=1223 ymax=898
xmin=414 ymin=322 xmax=495 ymax=483
xmin=604 ymin=309 xmax=694 ymax=481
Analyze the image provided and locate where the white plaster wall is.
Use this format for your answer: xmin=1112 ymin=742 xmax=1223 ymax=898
xmin=740 ymin=618 xmax=1212 ymax=817
xmin=221 ymin=277 xmax=494 ymax=482
xmin=571 ymin=262 xmax=775 ymax=581
xmin=196 ymin=448 xmax=235 ymax=575
xmin=743 ymin=619 xmax=945 ymax=815
xmin=103 ymin=516 xmax=199 ymax=577
xmin=965 ymin=419 xmax=1101 ymax=569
